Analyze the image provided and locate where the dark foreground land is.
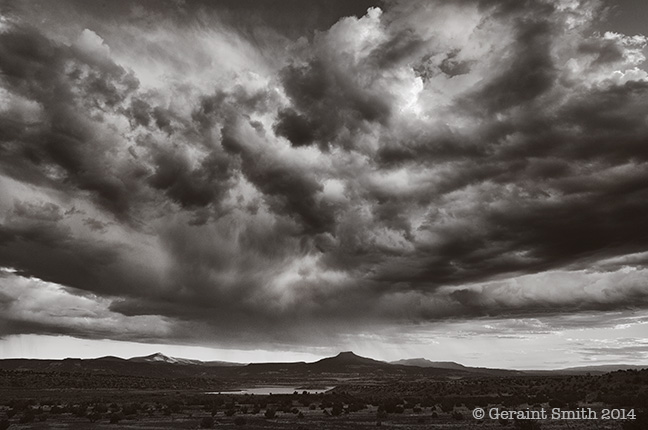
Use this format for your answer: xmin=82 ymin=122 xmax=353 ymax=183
xmin=0 ymin=352 xmax=646 ymax=429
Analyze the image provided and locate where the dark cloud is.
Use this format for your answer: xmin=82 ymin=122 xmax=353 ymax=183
xmin=148 ymin=146 xmax=234 ymax=210
xmin=83 ymin=217 xmax=108 ymax=232
xmin=1 ymin=0 xmax=648 ymax=350
xmin=273 ymin=108 xmax=316 ymax=147
xmin=0 ymin=223 xmax=114 ymax=291
xmin=221 ymin=122 xmax=335 ymax=234
xmin=127 ymin=98 xmax=151 ymax=128
xmin=470 ymin=18 xmax=557 ymax=113
xmin=4 ymin=0 xmax=383 ymax=41
xmin=279 ymin=59 xmax=392 ymax=149
xmin=151 ymin=106 xmax=174 ymax=134
xmin=370 ymin=28 xmax=426 ymax=69
xmin=579 ymin=38 xmax=626 ymax=65
xmin=0 ymin=25 xmax=146 ymax=219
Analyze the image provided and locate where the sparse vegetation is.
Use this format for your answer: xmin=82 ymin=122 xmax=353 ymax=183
xmin=514 ymin=419 xmax=543 ymax=430
xmin=622 ymin=410 xmax=648 ymax=430
xmin=200 ymin=416 xmax=214 ymax=428
xmin=0 ymin=365 xmax=645 ymax=429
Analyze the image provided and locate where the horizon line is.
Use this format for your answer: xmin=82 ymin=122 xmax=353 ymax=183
xmin=2 ymin=350 xmax=646 ymax=372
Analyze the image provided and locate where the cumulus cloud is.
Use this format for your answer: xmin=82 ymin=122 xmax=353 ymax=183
xmin=1 ymin=0 xmax=648 ymax=351
xmin=0 ymin=269 xmax=172 ymax=340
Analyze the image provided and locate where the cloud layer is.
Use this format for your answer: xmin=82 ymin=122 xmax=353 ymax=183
xmin=1 ymin=0 xmax=648 ymax=351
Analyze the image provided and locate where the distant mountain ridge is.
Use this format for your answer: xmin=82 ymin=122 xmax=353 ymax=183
xmin=129 ymin=352 xmax=202 ymax=365
xmin=315 ymin=351 xmax=387 ymax=367
xmin=562 ymin=364 xmax=647 ymax=373
xmin=128 ymin=352 xmax=243 ymax=367
xmin=390 ymin=358 xmax=468 ymax=370
xmin=527 ymin=364 xmax=648 ymax=375
xmin=0 ymin=351 xmax=643 ymax=379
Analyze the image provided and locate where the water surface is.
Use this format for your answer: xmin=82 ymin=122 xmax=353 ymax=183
xmin=208 ymin=386 xmax=335 ymax=395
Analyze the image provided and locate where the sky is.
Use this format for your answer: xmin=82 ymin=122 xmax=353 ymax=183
xmin=0 ymin=0 xmax=647 ymax=370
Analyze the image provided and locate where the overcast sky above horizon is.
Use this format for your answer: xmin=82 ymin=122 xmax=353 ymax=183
xmin=1 ymin=0 xmax=648 ymax=369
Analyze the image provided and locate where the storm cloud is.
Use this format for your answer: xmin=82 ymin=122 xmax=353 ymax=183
xmin=1 ymin=0 xmax=648 ymax=356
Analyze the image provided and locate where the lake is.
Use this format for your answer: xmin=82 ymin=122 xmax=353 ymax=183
xmin=207 ymin=386 xmax=335 ymax=395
